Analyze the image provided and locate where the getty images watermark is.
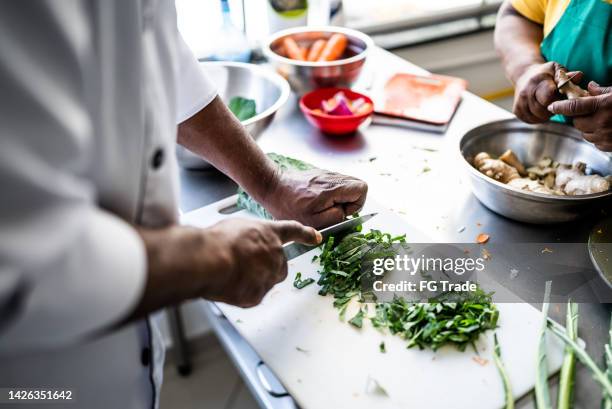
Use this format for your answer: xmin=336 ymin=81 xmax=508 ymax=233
xmin=359 ymin=243 xmax=612 ymax=303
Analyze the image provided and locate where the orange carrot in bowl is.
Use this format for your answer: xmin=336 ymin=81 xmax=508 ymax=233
xmin=306 ymin=39 xmax=327 ymax=61
xmin=317 ymin=33 xmax=348 ymax=61
xmin=283 ymin=37 xmax=306 ymax=60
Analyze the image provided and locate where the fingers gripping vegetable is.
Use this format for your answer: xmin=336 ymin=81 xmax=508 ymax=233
xmin=237 ymin=153 xmax=368 ymax=229
xmin=555 ymin=69 xmax=588 ymax=100
xmin=237 ymin=153 xmax=315 ymax=219
xmin=548 ymin=82 xmax=612 ymax=152
xmin=513 ymin=62 xmax=563 ymax=124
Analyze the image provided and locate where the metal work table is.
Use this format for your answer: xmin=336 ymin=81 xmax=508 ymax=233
xmin=179 ymin=47 xmax=611 ymax=408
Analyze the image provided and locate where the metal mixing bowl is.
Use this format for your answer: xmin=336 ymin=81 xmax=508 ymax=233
xmin=176 ymin=61 xmax=290 ymax=169
xmin=263 ymin=26 xmax=373 ymax=94
xmin=459 ymin=119 xmax=612 ymax=224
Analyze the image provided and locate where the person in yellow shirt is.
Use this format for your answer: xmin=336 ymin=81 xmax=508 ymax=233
xmin=494 ymin=0 xmax=612 ymax=151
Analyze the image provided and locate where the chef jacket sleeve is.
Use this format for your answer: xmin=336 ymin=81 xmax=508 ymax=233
xmin=511 ymin=0 xmax=547 ymax=25
xmin=175 ymin=31 xmax=218 ymax=124
xmin=0 ymin=2 xmax=147 ymax=352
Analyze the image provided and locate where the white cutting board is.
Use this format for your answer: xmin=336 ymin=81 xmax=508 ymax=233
xmin=182 ymin=196 xmax=565 ymax=409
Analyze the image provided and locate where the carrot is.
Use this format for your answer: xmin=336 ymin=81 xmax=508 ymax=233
xmin=283 ymin=37 xmax=306 ymax=61
xmin=476 ymin=233 xmax=490 ymax=244
xmin=317 ymin=33 xmax=348 ymax=61
xmin=306 ymin=39 xmax=327 ymax=61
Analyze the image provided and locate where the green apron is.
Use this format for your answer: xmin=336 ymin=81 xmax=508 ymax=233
xmin=540 ymin=0 xmax=612 ymax=122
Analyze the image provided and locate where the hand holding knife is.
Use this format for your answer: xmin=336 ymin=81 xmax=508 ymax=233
xmin=283 ymin=213 xmax=377 ymax=260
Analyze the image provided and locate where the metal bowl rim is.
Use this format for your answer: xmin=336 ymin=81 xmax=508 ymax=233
xmin=198 ymin=61 xmax=290 ymax=127
xmin=262 ymin=25 xmax=373 ymax=68
xmin=458 ymin=118 xmax=612 ymax=202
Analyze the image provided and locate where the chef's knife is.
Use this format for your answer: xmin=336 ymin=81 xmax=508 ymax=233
xmin=283 ymin=213 xmax=377 ymax=260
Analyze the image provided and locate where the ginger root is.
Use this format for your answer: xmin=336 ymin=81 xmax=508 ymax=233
xmin=556 ymin=70 xmax=589 ymax=99
xmin=556 ymin=163 xmax=610 ymax=195
xmin=508 ymin=178 xmax=562 ymax=195
xmin=474 ymin=150 xmax=610 ymax=196
xmin=499 ymin=149 xmax=526 ymax=176
xmin=474 ymin=152 xmax=520 ymax=183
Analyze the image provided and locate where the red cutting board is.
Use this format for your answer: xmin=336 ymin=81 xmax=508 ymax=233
xmin=376 ymin=73 xmax=467 ymax=125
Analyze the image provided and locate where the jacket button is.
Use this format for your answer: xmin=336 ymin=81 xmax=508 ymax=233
xmin=141 ymin=347 xmax=151 ymax=366
xmin=151 ymin=148 xmax=164 ymax=169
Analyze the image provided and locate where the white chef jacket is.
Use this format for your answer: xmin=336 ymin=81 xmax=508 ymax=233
xmin=0 ymin=1 xmax=215 ymax=408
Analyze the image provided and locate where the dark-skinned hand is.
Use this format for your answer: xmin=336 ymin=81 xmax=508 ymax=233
xmin=548 ymin=82 xmax=612 ymax=152
xmin=513 ymin=62 xmax=582 ymax=124
xmin=195 ymin=218 xmax=321 ymax=307
xmin=263 ymin=168 xmax=368 ymax=229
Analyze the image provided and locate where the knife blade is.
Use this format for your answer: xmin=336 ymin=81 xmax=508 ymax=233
xmin=556 ymin=71 xmax=579 ymax=90
xmin=283 ymin=213 xmax=377 ymax=260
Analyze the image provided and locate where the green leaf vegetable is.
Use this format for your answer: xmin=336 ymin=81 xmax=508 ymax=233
xmin=349 ymin=308 xmax=365 ymax=328
xmin=228 ymin=96 xmax=257 ymax=121
xmin=535 ymin=281 xmax=552 ymax=409
xmin=493 ymin=334 xmax=514 ymax=409
xmin=236 ymin=153 xmax=315 ymax=219
xmin=293 ymin=272 xmax=315 ymax=289
xmin=370 ymin=289 xmax=498 ymax=352
xmin=299 ymin=224 xmax=498 ymax=351
xmin=557 ymin=301 xmax=578 ymax=409
xmin=379 ymin=341 xmax=386 ymax=353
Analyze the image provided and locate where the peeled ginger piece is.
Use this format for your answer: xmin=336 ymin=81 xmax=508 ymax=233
xmin=474 ymin=152 xmax=520 ymax=183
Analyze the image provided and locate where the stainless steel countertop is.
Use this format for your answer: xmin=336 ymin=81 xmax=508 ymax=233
xmin=180 ymin=47 xmax=611 ymax=409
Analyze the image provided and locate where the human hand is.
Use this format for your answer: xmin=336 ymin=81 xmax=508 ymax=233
xmin=196 ymin=218 xmax=321 ymax=307
xmin=548 ymin=82 xmax=612 ymax=152
xmin=513 ymin=62 xmax=581 ymax=123
xmin=264 ymin=168 xmax=368 ymax=229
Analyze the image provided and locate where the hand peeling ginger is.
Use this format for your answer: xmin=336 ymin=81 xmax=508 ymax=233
xmin=473 ymin=152 xmax=520 ymax=183
xmin=556 ymin=70 xmax=589 ymax=100
xmin=473 ymin=151 xmax=610 ymax=196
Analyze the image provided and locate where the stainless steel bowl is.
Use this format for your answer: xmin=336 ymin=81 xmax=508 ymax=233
xmin=459 ymin=119 xmax=612 ymax=224
xmin=263 ymin=26 xmax=373 ymax=94
xmin=176 ymin=61 xmax=290 ymax=169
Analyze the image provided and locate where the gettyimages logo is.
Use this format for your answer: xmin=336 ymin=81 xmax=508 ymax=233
xmin=359 ymin=243 xmax=610 ymax=303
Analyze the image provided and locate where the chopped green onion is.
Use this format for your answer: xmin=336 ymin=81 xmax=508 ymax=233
xmin=493 ymin=333 xmax=514 ymax=409
xmin=535 ymin=281 xmax=552 ymax=409
xmin=546 ymin=318 xmax=612 ymax=400
xmin=557 ymin=301 xmax=578 ymax=409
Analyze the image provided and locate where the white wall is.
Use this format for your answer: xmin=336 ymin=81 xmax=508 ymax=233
xmin=390 ymin=30 xmax=513 ymax=108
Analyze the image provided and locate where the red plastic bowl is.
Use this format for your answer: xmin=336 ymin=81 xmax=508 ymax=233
xmin=299 ymin=88 xmax=374 ymax=135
